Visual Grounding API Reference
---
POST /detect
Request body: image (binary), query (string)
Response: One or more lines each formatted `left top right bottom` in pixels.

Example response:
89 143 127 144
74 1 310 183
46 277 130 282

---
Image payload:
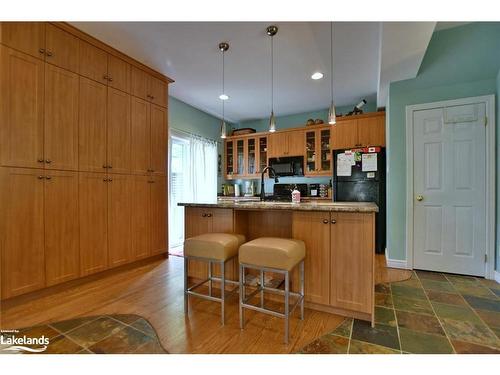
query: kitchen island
178 200 378 324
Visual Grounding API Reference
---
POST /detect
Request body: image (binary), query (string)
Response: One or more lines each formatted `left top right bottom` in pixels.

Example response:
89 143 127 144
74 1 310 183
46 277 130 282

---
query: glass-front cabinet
305 127 331 176
224 134 268 179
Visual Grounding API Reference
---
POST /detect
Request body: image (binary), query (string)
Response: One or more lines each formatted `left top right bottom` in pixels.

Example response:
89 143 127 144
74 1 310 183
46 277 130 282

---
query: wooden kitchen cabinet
131 96 151 174
225 135 268 179
150 175 168 255
185 207 235 279
0 46 44 169
79 172 108 276
107 87 131 174
268 129 305 158
107 174 132 268
78 77 107 172
291 210 375 317
305 127 331 175
107 55 130 93
292 211 331 305
331 113 385 150
44 170 80 286
131 66 167 108
150 104 168 175
0 168 45 299
0 22 46 59
44 64 79 171
78 39 108 85
44 23 79 73
131 175 151 260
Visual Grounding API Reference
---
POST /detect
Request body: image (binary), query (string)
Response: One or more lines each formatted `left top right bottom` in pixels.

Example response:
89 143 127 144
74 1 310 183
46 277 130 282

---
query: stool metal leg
184 257 189 314
221 260 225 325
284 270 290 344
300 260 305 320
208 260 212 297
260 269 265 308
239 264 245 329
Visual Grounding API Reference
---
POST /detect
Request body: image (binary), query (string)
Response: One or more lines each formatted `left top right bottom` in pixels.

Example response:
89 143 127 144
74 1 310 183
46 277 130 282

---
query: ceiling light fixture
311 72 323 80
219 42 229 139
328 23 336 125
267 25 278 133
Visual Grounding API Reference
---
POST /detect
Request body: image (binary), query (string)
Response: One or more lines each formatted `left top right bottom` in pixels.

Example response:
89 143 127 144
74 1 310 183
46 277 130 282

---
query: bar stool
184 233 245 325
238 237 305 344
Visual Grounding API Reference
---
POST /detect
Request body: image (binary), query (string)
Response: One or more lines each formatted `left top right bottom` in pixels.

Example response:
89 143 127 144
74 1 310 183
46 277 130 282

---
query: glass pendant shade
220 120 227 139
328 101 336 125
268 111 276 132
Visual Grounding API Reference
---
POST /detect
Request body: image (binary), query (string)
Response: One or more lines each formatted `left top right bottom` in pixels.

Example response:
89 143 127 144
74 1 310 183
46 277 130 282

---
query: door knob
416 195 424 202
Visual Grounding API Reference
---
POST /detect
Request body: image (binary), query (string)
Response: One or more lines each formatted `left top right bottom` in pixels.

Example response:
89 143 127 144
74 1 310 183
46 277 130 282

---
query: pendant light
219 42 229 138
328 22 337 125
267 25 278 133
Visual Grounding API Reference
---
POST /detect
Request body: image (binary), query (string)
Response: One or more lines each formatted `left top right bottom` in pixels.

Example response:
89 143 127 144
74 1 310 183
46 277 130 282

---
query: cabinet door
268 132 285 157
108 55 130 93
357 115 386 147
78 40 108 84
331 119 358 150
246 137 257 176
150 104 167 175
235 138 245 176
287 130 305 157
211 208 236 280
0 22 46 59
79 77 107 172
79 172 108 276
130 97 151 174
148 76 167 107
150 176 167 255
225 140 235 177
0 46 44 168
318 128 332 174
330 212 374 314
304 130 317 174
185 207 211 279
107 174 132 267
257 136 268 173
131 66 148 100
44 64 79 170
292 211 330 304
131 175 151 260
0 168 45 299
44 170 79 286
45 24 79 73
107 87 131 174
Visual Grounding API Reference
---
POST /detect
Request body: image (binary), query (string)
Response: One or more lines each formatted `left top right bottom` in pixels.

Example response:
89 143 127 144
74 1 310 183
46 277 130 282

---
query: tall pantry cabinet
0 22 172 299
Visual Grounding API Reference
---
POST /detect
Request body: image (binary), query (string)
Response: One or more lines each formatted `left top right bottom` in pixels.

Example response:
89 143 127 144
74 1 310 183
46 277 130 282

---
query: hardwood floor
0 254 409 354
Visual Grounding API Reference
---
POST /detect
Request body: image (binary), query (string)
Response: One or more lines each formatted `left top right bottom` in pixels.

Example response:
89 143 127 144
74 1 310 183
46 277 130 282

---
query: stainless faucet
260 166 279 201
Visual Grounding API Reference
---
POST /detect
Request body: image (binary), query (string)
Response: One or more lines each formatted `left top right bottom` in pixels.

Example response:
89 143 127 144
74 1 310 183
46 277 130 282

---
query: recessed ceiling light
219 94 229 100
311 72 324 80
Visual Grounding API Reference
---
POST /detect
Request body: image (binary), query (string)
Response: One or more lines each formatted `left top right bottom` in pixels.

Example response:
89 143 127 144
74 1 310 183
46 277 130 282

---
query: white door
413 102 486 276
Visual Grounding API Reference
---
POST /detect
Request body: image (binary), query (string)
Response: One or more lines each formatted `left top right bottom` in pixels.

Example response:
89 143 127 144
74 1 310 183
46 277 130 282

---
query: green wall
497 69 500 271
238 96 377 132
387 22 500 265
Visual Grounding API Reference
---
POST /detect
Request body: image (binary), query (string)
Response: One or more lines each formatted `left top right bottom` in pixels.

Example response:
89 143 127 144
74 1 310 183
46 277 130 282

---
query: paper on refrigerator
362 153 378 172
336 153 352 176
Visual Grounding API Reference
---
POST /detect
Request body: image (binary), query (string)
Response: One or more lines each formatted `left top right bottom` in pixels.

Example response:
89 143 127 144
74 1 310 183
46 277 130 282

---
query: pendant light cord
330 22 334 103
271 35 274 113
222 49 225 121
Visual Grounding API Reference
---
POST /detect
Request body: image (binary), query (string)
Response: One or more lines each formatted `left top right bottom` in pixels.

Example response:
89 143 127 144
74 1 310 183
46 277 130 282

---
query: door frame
405 95 495 279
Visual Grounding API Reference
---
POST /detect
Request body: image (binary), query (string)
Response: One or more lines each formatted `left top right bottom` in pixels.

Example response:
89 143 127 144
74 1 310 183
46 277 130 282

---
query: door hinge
484 117 488 127
484 254 487 263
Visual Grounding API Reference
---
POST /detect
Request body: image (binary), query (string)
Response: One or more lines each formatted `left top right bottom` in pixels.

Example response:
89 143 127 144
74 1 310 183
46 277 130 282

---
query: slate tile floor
300 271 500 354
0 315 167 354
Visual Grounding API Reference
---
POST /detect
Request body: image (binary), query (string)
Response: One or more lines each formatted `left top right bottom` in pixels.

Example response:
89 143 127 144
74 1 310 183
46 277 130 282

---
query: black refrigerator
332 147 386 254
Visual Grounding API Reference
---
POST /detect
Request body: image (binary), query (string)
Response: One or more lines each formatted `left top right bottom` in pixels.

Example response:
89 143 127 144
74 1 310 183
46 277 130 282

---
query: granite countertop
178 199 378 213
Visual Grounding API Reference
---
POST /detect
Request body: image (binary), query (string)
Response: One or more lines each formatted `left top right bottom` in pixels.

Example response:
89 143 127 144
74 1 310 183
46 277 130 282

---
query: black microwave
269 156 304 177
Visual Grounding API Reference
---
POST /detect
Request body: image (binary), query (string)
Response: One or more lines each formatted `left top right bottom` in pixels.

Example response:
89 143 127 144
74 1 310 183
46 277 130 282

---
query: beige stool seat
184 233 246 261
239 237 305 271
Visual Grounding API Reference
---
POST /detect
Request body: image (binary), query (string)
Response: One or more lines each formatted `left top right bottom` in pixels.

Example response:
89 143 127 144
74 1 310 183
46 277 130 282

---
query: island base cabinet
292 211 375 320
150 176 167 255
184 207 236 281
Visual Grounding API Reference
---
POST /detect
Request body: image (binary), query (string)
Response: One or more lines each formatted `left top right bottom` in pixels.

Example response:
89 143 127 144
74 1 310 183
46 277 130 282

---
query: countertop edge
178 202 379 213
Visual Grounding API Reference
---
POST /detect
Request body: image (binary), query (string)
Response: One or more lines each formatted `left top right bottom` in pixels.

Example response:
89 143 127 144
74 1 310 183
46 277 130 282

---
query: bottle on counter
328 179 333 200
291 184 301 204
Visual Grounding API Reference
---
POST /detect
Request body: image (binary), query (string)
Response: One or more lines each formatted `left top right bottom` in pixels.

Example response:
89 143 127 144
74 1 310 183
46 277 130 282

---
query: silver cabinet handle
103 178 107 182
322 219 329 224
331 219 336 224
202 213 207 217
39 48 45 55
45 176 52 180
45 159 52 164
206 213 212 217
108 178 112 182
46 51 53 57
37 158 44 163
108 76 113 82
38 175 44 179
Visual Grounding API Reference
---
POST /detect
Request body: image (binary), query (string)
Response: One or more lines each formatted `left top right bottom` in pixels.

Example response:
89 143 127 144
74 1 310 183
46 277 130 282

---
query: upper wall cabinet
268 129 304 158
131 66 168 108
1 22 79 73
331 113 386 150
0 46 44 169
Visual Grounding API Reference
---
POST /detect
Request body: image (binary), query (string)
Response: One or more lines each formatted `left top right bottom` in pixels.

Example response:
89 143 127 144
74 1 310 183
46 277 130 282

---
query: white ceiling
71 22 437 123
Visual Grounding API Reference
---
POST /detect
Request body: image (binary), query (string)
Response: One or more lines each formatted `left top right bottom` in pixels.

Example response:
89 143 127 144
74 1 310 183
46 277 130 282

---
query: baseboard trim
495 271 500 284
386 258 410 270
